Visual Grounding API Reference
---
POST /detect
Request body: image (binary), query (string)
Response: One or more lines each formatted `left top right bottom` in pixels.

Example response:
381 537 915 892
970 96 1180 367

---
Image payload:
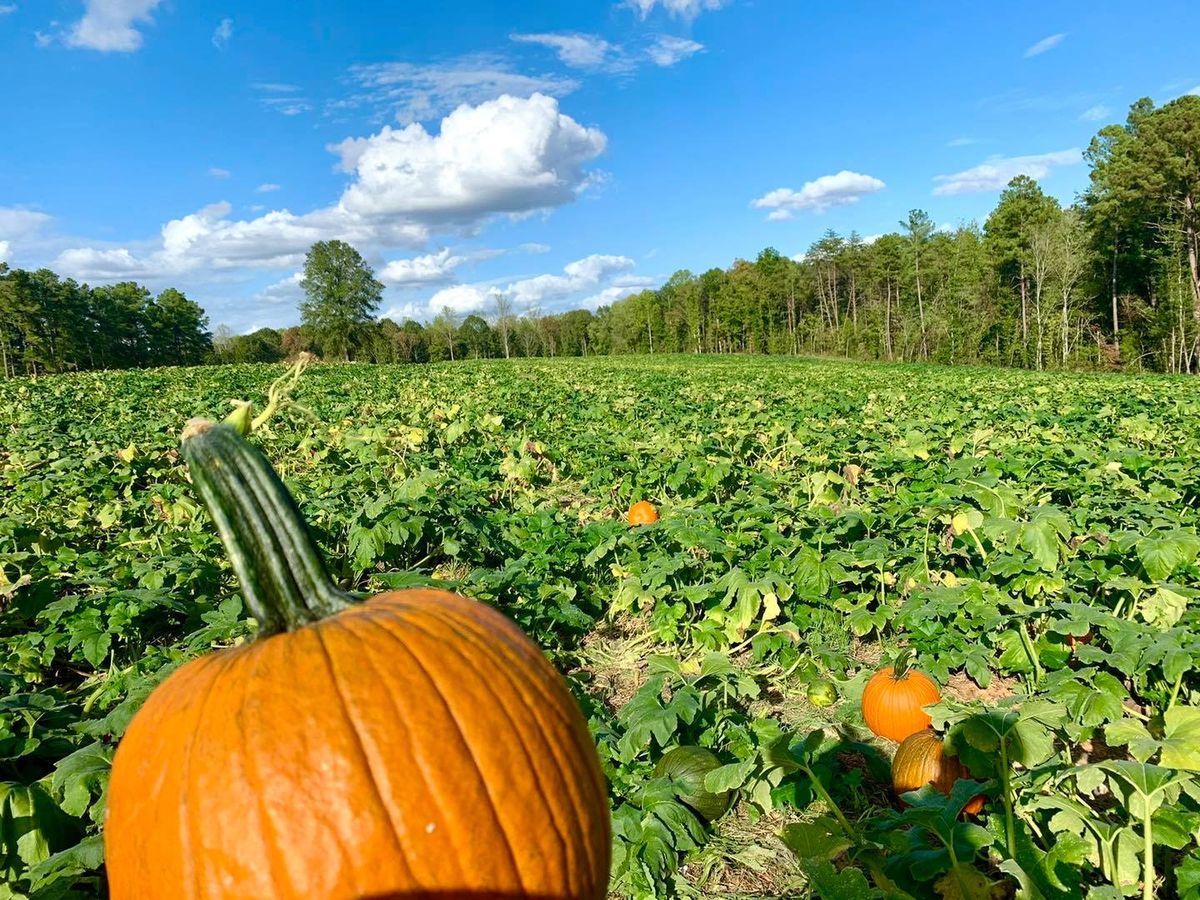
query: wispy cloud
0 5 17 15
946 136 976 147
979 88 1101 114
208 167 232 179
627 0 729 20
1024 32 1067 58
211 17 232 49
252 82 302 93
338 54 579 124
509 30 704 73
1189 85 1200 96
932 148 1081 195
1079 104 1110 122
646 35 703 66
510 32 615 69
752 171 886 220
255 183 281 193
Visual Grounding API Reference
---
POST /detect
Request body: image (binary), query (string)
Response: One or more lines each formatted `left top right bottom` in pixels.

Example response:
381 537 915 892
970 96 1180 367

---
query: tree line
4 95 1197 376
0 268 211 377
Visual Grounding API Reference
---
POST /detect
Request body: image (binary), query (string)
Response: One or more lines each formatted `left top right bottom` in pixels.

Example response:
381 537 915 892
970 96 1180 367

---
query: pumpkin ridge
403 599 583 735
365 610 527 891
308 624 414 891
110 650 222 896
436 605 609 885
408 603 605 870
182 652 244 900
386 606 583 886
338 613 463 885
231 639 296 896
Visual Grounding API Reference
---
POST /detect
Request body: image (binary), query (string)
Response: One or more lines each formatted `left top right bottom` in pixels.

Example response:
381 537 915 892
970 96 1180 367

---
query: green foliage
2 355 1200 897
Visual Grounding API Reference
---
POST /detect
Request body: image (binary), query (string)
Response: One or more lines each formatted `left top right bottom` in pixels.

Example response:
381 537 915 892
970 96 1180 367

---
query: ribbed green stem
181 420 351 635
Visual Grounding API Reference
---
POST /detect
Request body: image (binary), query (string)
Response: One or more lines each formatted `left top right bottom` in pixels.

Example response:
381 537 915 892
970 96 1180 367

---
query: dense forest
3 95 1197 376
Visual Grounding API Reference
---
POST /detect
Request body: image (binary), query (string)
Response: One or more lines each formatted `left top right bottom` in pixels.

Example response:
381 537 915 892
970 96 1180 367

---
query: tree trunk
1185 196 1200 325
915 252 927 359
1019 265 1029 356
1111 229 1120 336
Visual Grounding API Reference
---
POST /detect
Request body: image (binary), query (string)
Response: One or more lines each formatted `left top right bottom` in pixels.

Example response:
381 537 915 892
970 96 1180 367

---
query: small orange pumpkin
105 422 611 899
628 499 659 526
862 652 940 742
892 729 984 815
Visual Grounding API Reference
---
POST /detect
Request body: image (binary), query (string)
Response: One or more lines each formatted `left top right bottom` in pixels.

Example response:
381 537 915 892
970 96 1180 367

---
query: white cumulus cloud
50 95 606 287
64 0 163 52
0 241 10 263
506 254 634 308
212 17 232 49
752 171 886 219
0 207 53 240
380 249 469 288
334 92 607 224
932 149 1081 195
1024 33 1066 58
427 283 493 316
424 253 639 317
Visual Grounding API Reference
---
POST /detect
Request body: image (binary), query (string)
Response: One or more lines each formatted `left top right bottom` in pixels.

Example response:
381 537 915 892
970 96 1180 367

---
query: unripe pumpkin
892 730 984 815
627 500 658 526
105 422 611 900
862 653 940 742
653 746 732 823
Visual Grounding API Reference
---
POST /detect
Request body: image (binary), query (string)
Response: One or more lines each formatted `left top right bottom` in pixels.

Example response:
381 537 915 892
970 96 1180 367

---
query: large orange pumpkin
105 421 611 900
861 653 940 742
627 500 658 527
892 730 984 816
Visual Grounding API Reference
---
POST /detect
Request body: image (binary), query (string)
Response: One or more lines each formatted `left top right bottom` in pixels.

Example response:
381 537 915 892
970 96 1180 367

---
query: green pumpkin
653 746 733 823
0 782 77 879
806 678 838 708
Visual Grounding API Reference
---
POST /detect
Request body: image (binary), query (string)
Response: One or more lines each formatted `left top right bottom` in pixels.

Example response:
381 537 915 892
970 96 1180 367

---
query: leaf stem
1167 670 1184 711
1142 806 1154 900
802 764 859 847
999 739 1017 858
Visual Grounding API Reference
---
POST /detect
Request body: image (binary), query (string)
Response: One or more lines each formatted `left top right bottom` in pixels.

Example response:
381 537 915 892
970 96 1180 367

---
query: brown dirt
576 615 657 713
943 671 1018 704
850 638 884 668
679 805 803 898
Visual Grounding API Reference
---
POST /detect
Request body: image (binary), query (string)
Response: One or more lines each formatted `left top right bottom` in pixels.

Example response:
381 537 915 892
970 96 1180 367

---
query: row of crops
2 355 1200 898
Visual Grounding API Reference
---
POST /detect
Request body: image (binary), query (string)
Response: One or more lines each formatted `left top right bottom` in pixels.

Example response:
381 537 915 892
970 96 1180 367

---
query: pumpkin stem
893 649 913 679
181 419 352 635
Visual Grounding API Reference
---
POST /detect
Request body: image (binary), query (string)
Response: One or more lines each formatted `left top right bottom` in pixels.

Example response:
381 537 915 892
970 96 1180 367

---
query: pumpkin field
3 354 1200 899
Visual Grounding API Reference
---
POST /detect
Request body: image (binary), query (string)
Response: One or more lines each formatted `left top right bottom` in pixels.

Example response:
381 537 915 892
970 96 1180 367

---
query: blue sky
2 0 1198 332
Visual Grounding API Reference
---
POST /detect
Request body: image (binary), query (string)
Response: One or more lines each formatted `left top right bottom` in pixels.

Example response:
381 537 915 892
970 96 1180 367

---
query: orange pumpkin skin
627 500 658 527
892 730 983 815
862 665 940 742
105 588 611 900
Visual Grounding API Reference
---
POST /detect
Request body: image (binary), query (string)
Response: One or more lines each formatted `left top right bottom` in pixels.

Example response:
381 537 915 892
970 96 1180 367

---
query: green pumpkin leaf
1160 706 1200 771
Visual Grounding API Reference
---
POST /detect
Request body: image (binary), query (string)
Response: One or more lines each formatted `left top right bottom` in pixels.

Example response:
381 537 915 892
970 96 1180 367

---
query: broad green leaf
1160 706 1200 771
